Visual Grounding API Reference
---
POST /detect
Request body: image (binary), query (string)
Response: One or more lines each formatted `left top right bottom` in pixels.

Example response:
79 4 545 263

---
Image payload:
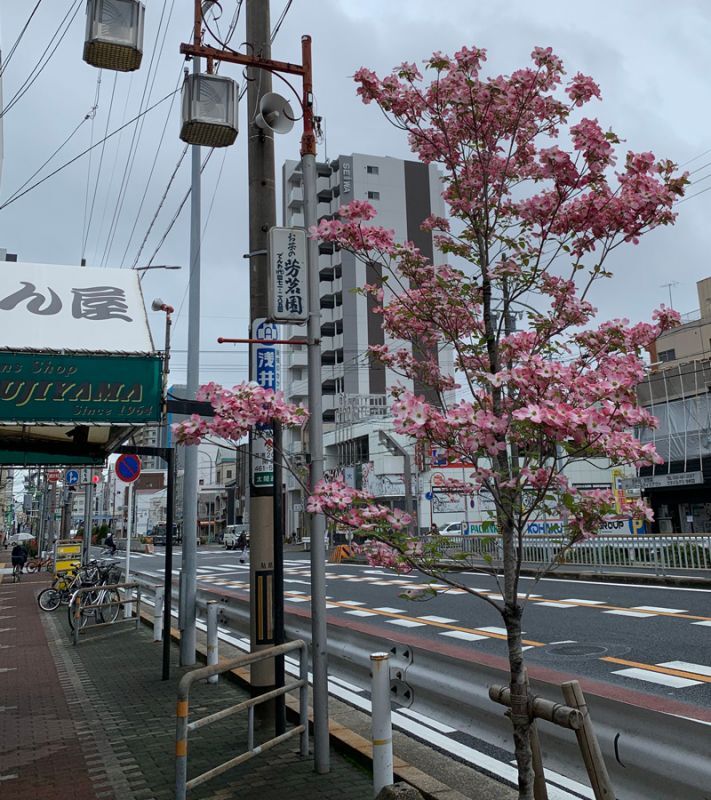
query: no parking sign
115 454 142 483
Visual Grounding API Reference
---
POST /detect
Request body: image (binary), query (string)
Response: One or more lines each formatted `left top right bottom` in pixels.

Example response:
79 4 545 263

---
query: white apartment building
281 153 453 536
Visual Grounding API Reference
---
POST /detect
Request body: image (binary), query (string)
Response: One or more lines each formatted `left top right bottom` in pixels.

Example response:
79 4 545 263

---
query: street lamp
135 264 182 272
180 73 239 148
83 0 145 72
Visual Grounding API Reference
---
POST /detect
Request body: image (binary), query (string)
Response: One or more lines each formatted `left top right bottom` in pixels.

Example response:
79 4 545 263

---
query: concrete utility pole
179 52 202 666
246 0 277 697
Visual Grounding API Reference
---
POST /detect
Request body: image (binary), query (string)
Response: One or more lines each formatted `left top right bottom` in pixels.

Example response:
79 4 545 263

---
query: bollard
154 586 164 643
370 652 393 797
207 600 218 684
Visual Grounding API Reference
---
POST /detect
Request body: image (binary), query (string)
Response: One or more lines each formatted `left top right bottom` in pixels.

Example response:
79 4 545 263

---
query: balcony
287 185 304 208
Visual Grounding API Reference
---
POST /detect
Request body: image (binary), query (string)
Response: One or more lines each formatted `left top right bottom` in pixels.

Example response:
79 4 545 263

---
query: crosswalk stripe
611 667 702 689
603 656 711 684
658 660 711 677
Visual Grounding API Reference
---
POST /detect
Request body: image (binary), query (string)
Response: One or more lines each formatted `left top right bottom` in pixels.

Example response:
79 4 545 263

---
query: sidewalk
0 569 374 800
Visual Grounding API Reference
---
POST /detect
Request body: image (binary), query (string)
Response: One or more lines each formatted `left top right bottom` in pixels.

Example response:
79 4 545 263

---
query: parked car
440 521 467 536
224 524 249 550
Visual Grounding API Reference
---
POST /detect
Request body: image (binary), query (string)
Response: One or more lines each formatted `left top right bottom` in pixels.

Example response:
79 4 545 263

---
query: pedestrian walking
236 531 248 563
11 543 28 573
104 531 117 556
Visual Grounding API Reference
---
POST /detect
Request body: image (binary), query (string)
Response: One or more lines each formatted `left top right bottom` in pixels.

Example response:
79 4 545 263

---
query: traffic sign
115 454 142 483
65 469 79 486
47 470 60 482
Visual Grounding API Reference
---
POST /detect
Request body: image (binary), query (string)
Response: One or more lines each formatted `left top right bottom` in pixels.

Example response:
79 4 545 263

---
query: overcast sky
1 0 710 388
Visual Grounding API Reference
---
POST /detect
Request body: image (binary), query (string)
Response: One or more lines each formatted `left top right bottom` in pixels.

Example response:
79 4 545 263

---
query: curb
140 609 471 800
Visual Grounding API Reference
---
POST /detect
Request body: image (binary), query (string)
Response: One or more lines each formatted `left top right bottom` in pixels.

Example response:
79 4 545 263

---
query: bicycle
37 562 102 612
26 555 53 573
67 560 122 630
12 561 22 582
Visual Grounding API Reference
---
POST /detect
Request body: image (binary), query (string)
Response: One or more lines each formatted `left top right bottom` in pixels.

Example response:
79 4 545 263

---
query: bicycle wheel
99 589 122 624
68 592 96 630
26 561 39 574
13 564 21 582
38 588 62 611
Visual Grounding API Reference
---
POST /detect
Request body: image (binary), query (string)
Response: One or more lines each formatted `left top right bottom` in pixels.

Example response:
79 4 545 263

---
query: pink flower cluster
172 382 308 446
306 479 412 532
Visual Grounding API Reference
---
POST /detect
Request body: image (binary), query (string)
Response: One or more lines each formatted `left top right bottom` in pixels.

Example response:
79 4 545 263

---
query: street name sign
268 227 308 323
250 318 280 488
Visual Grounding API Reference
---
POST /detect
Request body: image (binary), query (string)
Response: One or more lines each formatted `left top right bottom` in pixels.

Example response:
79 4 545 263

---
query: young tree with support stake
174 45 687 800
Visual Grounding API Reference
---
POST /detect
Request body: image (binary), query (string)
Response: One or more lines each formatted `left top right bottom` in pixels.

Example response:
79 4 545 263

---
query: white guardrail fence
128 577 710 800
432 533 711 574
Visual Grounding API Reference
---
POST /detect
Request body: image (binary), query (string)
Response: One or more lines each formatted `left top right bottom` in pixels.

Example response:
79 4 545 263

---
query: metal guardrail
69 581 141 645
175 639 309 800
433 533 711 573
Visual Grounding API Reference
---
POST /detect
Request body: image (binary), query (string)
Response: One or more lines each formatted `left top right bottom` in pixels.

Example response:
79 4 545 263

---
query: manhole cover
546 643 609 657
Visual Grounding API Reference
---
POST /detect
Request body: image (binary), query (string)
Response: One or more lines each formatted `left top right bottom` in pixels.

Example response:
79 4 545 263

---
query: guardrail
69 581 141 645
175 639 309 800
433 533 711 573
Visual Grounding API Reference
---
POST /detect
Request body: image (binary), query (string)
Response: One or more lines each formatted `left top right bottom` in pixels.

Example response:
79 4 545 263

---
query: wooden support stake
529 720 549 800
561 681 615 800
489 685 583 730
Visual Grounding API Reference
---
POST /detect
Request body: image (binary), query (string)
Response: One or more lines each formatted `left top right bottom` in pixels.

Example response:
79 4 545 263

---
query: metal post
175 694 189 800
163 447 175 680
154 585 164 642
246 0 277 700
301 33 329 772
370 652 393 796
180 53 202 667
124 482 134 619
82 481 92 565
299 642 309 757
207 600 219 684
273 418 285 734
72 597 80 646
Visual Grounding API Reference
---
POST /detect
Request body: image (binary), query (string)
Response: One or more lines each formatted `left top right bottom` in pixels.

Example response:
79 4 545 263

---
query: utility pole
179 50 203 666
246 0 277 699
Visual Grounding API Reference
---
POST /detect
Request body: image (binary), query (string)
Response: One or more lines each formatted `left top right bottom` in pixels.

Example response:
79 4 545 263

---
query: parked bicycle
26 555 53 573
67 560 122 630
36 559 110 613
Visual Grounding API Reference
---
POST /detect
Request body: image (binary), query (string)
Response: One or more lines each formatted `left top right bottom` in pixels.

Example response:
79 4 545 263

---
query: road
123 545 711 712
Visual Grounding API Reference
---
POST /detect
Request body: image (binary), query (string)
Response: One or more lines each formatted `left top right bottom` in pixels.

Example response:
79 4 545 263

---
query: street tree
305 46 686 799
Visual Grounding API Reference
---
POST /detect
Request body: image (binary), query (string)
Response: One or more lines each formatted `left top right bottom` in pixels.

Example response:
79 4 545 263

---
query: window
366 165 379 175
226 469 232 479
658 348 676 363
367 190 380 200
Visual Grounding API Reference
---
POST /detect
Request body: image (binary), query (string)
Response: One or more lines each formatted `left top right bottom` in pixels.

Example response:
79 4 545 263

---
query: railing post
72 593 80 646
207 600 219 685
154 585 164 642
299 642 309 757
136 585 141 630
370 652 393 797
176 690 189 800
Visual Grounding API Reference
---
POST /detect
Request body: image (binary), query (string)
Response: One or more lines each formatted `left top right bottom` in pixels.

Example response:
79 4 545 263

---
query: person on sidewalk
11 543 27 573
236 531 248 564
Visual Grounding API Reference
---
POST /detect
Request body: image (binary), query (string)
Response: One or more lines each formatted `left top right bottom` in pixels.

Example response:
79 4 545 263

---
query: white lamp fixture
180 73 238 148
83 0 145 72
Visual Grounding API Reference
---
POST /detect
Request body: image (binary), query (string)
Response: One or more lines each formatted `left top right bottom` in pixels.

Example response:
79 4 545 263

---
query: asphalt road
122 544 711 716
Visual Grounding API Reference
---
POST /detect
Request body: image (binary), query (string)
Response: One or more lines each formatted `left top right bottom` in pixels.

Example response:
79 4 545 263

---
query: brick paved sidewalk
0 569 372 800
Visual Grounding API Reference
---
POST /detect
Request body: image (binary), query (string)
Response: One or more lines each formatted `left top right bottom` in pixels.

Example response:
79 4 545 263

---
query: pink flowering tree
306 46 686 799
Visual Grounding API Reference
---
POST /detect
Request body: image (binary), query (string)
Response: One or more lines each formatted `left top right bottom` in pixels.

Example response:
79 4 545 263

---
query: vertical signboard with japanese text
250 319 280 488
268 227 308 323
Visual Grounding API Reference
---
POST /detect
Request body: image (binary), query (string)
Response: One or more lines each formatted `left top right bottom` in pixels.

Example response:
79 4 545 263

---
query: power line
0 0 45 79
0 90 180 212
81 72 103 258
0 0 82 120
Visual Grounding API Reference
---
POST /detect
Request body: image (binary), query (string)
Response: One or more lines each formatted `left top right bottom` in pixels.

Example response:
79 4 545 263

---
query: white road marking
535 601 577 608
396 707 457 733
345 610 378 617
518 575 711 593
417 615 458 623
0 668 17 674
475 626 508 635
484 593 504 600
550 640 577 644
387 619 426 628
658 660 711 677
286 597 310 603
632 605 688 614
339 600 366 606
372 607 404 613
612 667 702 688
603 610 656 618
692 620 711 627
560 599 606 605
439 630 487 642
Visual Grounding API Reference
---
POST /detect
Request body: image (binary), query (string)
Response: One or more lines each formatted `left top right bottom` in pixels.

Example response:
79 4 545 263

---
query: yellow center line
602 656 711 683
520 595 711 622
320 597 545 647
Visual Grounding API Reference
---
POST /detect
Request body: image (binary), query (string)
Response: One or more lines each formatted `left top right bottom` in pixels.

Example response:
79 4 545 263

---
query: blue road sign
115 454 142 483
65 469 79 486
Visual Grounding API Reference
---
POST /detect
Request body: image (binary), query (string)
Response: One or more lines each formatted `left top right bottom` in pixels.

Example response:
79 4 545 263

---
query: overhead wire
81 72 103 258
0 0 45 79
99 0 174 267
0 90 180 212
0 0 83 119
82 73 118 262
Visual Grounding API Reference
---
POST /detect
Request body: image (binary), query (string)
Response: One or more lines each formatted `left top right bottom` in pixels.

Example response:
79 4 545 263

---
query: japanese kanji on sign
250 319 281 488
268 227 308 323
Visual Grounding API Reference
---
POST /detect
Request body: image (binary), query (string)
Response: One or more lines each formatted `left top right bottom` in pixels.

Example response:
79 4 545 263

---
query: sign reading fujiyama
268 227 308 323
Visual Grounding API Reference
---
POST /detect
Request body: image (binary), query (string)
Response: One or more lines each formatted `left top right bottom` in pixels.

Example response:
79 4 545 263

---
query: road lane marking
603 609 656 618
610 667 702 689
535 601 577 608
387 619 427 628
560 599 606 605
475 626 509 635
373 607 404 613
658 660 711 677
692 620 711 626
417 615 458 623
345 610 378 617
603 656 711 684
632 605 688 614
397 707 457 733
440 631 487 642
340 600 366 606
